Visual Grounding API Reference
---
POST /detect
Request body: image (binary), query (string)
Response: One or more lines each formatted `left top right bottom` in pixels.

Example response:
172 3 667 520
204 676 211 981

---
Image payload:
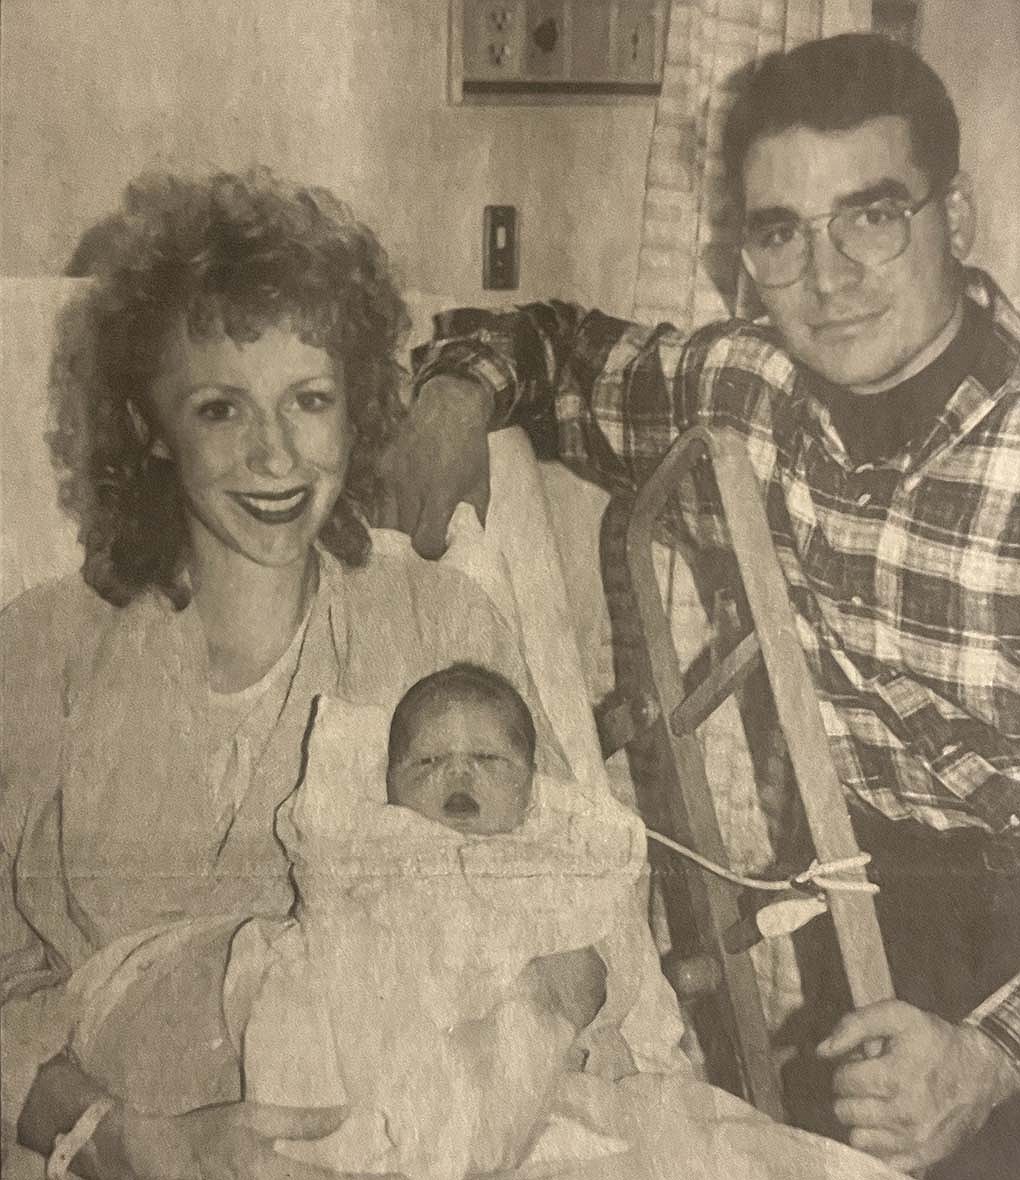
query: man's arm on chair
383 300 716 558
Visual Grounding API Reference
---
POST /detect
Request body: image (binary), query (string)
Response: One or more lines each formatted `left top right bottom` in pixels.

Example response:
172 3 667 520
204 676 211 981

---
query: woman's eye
195 399 237 422
294 388 337 412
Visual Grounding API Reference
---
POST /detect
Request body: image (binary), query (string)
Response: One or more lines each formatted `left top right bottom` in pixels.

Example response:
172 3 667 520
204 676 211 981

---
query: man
383 33 1020 1179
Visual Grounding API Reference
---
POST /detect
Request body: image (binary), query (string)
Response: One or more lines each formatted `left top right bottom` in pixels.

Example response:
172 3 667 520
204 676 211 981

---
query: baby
384 661 610 1045
233 665 645 1180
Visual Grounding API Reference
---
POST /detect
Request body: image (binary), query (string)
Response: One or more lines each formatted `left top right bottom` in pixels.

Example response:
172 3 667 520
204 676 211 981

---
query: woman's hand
115 1100 348 1180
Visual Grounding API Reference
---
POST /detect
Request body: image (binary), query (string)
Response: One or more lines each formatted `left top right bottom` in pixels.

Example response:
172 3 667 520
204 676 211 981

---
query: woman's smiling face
146 320 351 570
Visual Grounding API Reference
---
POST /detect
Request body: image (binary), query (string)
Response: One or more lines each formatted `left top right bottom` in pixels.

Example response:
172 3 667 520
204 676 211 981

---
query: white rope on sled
644 828 878 896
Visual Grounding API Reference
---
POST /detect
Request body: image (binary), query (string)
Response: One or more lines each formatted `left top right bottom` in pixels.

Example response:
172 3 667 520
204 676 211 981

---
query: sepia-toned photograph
2 2 1019 1178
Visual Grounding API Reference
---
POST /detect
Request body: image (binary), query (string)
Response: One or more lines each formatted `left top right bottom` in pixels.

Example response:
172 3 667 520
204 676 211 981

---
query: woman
0 170 541 1179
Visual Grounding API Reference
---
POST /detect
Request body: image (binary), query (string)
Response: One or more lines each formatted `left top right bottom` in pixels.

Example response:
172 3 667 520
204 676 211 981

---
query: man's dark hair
387 662 536 793
723 33 960 204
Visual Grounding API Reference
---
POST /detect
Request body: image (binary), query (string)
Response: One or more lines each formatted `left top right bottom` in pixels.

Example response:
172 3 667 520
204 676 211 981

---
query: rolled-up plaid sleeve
412 300 722 494
965 975 1020 1074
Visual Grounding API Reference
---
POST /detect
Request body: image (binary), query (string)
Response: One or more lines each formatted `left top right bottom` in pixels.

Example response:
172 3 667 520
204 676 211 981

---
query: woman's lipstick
231 487 311 524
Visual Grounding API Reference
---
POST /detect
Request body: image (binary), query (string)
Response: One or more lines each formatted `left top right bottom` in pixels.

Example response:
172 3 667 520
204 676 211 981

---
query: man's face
742 116 970 392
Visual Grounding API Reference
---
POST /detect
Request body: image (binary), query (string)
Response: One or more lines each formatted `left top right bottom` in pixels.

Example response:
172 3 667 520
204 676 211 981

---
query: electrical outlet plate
451 0 665 102
461 1 526 80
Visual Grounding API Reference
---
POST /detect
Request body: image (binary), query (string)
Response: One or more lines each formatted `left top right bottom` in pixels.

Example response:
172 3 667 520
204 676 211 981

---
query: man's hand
380 376 494 559
817 999 1020 1174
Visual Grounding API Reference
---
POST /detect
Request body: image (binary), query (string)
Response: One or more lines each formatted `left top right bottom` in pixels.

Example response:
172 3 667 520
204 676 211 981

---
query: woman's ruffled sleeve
0 581 97 1154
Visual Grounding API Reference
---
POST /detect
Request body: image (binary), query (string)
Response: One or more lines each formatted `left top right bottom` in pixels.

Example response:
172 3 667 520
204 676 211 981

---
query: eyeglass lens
744 204 912 288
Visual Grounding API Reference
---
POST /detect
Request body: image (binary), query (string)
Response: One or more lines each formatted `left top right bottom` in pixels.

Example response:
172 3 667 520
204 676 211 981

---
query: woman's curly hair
49 168 410 608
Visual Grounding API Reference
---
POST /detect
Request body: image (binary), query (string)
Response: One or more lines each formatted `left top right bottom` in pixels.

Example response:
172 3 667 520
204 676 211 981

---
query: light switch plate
483 205 519 290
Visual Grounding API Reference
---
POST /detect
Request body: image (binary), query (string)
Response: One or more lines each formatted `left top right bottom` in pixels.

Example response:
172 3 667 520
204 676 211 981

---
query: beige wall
919 0 1020 301
6 1 1017 315
0 0 653 318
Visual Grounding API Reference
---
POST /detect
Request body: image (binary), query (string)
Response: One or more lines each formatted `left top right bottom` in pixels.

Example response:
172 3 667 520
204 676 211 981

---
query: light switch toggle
483 205 519 290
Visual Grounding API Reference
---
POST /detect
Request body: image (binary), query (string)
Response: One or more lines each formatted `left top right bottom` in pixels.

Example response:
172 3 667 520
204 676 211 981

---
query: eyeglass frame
740 187 943 289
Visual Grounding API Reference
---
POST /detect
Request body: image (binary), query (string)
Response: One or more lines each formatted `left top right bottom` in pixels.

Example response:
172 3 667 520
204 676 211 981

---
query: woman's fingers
238 1100 346 1140
248 1134 409 1180
179 1101 347 1180
246 1141 343 1180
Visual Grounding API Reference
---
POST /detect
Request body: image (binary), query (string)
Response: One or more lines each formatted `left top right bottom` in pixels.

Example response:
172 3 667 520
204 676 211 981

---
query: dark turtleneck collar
811 299 991 465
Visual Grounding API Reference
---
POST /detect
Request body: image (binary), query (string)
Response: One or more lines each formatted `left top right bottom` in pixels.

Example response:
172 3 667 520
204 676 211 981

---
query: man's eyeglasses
741 190 940 289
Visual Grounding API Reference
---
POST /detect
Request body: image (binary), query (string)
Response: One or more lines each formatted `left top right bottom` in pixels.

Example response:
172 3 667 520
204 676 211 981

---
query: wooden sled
597 425 894 1120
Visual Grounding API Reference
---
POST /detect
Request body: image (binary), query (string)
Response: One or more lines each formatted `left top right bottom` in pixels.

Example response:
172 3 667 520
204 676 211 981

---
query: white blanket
232 694 680 1179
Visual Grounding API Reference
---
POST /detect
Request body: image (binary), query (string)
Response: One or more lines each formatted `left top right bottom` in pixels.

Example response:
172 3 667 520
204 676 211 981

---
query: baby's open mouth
442 791 480 817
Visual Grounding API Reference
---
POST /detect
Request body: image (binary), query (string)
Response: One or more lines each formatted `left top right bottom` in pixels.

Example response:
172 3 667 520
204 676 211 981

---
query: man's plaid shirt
414 269 1020 1060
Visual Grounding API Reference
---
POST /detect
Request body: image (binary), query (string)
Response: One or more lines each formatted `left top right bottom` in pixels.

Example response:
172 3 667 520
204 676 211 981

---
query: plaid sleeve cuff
964 974 1020 1073
410 339 520 428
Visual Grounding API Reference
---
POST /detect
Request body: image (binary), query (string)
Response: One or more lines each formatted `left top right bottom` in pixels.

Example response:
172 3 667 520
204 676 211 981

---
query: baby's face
387 696 533 835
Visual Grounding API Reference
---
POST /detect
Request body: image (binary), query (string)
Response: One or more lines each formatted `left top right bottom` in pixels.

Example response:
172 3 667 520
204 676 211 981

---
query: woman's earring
126 398 171 459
